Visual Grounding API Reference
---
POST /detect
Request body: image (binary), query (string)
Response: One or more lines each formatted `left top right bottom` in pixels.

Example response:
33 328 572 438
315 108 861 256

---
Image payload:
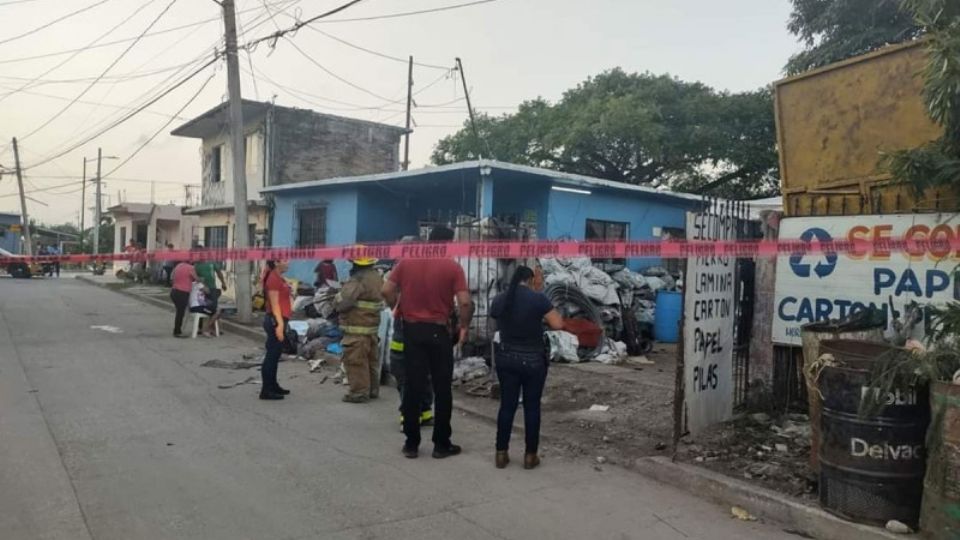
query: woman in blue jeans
490 266 563 469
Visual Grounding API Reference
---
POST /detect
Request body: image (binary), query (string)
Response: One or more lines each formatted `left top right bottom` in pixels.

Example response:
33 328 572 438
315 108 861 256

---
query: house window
210 145 222 183
204 226 228 249
297 207 327 247
586 219 629 241
586 218 628 266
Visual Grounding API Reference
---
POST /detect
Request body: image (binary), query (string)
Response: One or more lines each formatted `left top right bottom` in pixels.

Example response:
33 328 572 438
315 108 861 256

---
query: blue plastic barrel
654 290 683 343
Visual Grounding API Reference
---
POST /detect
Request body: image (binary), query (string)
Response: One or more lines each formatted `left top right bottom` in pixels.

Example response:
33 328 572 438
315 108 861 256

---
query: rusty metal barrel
817 340 929 528
920 382 960 539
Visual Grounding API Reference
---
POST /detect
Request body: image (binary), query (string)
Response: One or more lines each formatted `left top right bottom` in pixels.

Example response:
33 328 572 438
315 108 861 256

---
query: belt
402 319 448 327
342 325 379 335
390 340 404 352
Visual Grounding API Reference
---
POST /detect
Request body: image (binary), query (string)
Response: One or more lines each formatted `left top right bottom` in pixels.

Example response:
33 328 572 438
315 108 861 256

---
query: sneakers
342 394 370 403
402 445 418 459
432 444 462 459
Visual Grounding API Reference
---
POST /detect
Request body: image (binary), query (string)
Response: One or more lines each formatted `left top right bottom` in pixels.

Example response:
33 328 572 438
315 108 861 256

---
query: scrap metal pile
539 257 679 364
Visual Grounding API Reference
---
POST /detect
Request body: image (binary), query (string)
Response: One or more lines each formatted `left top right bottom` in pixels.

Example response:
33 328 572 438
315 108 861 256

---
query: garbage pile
539 257 680 363
289 282 347 361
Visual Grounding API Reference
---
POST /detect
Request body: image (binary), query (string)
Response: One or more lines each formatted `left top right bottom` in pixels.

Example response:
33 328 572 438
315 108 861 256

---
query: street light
80 152 119 253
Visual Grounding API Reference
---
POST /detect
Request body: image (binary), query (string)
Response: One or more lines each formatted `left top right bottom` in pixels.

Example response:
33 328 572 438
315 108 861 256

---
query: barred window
204 226 228 249
297 207 326 247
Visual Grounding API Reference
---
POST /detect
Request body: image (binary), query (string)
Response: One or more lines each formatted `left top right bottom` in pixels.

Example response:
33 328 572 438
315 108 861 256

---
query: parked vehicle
0 247 34 278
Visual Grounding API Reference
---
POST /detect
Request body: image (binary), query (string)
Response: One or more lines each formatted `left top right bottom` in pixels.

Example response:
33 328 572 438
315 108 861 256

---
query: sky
0 0 801 225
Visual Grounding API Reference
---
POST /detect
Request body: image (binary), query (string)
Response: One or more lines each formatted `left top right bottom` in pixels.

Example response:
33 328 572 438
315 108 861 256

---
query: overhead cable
0 0 113 47
310 0 499 25
243 0 366 50
283 37 400 103
22 56 218 170
303 26 450 70
16 0 181 144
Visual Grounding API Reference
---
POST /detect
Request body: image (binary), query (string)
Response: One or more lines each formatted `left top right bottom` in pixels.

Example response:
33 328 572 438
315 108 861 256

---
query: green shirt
195 262 220 291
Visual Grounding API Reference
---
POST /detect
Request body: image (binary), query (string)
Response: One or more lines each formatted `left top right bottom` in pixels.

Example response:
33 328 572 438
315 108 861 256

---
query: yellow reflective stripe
356 300 383 310
342 325 379 335
390 340 404 352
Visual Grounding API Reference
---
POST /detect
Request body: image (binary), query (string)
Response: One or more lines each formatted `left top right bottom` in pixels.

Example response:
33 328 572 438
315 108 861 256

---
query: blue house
261 160 703 283
0 212 22 254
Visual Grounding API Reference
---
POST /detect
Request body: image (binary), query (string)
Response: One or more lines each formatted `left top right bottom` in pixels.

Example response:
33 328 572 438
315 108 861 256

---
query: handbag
266 313 299 355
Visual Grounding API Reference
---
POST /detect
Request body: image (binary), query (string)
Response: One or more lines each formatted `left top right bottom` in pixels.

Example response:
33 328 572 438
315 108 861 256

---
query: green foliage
884 0 960 194
431 70 780 198
785 0 922 75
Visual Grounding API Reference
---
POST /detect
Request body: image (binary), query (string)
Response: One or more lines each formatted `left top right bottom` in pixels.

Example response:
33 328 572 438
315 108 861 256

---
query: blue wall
271 186 358 284
490 174 550 236
545 187 691 270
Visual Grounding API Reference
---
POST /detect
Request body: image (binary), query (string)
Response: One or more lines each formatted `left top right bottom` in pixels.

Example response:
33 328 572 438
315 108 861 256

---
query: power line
244 0 366 50
303 26 450 70
0 60 209 87
283 37 401 103
312 0 499 24
16 0 181 143
0 0 42 6
22 56 218 170
103 70 216 180
0 0 160 104
0 0 112 47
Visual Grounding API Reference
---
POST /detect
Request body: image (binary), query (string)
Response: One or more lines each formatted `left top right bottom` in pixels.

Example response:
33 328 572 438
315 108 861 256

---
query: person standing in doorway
489 265 564 470
261 260 292 400
170 260 198 337
382 226 473 459
335 252 384 403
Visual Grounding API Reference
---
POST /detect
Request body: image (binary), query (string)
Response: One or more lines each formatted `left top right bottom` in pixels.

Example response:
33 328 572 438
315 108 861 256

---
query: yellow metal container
774 40 951 216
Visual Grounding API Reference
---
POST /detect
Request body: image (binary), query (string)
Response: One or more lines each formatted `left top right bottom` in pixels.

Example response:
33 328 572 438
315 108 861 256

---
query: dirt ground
453 344 817 501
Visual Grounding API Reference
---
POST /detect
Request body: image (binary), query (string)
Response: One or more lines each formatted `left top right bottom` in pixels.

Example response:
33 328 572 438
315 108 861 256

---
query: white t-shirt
189 283 206 309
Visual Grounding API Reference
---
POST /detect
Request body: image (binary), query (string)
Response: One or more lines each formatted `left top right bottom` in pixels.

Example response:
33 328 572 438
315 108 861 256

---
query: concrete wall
271 187 359 284
199 121 267 207
270 107 402 186
545 187 691 270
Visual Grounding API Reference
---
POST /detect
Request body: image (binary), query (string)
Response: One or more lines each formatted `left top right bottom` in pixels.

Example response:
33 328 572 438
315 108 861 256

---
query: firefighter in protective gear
390 316 434 426
335 252 385 403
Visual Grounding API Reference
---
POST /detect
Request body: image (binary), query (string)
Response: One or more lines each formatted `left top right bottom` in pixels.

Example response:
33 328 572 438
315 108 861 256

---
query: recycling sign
772 214 960 345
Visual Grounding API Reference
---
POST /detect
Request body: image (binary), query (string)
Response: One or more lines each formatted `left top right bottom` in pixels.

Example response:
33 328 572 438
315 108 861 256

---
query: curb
633 456 906 540
74 276 264 343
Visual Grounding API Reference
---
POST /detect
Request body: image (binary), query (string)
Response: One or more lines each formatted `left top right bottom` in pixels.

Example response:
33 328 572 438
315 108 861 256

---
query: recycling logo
789 227 837 278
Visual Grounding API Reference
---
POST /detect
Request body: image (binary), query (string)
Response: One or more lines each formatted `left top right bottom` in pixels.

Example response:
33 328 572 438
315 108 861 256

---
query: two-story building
171 99 406 294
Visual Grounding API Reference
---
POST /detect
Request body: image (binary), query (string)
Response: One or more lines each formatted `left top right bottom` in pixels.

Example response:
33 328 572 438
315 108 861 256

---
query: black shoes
259 391 285 400
275 386 291 395
402 445 419 459
432 444 462 459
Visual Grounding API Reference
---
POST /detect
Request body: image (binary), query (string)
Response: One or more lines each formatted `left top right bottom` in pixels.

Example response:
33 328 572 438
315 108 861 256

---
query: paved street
0 277 796 540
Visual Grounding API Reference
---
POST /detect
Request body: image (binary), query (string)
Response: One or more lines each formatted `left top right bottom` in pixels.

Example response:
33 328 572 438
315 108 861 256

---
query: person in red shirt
261 259 293 400
170 261 198 337
382 226 473 459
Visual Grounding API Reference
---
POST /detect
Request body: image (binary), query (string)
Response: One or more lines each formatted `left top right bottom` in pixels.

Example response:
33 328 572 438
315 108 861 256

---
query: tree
785 0 922 75
431 69 780 198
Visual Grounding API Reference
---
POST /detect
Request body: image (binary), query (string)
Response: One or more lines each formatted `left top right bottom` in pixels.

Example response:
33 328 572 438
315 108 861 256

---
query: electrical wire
243 0 366 50
0 60 210 87
283 37 401 103
303 26 449 70
17 0 181 143
22 56 218 171
102 69 216 179
311 0 499 24
0 0 42 6
0 0 160 104
0 0 113 47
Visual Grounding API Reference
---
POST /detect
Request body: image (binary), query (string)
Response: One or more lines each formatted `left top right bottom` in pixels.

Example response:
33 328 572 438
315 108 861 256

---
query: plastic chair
191 312 221 338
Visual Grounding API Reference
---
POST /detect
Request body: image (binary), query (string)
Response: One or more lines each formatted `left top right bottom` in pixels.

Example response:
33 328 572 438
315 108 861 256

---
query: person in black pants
169 261 197 337
261 260 293 400
490 266 564 470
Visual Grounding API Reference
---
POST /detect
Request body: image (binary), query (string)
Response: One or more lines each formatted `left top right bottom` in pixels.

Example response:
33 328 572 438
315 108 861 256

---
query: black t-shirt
491 286 554 346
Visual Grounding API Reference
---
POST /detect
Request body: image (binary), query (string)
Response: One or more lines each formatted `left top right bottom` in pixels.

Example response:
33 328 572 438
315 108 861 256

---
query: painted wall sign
683 212 737 433
773 213 960 345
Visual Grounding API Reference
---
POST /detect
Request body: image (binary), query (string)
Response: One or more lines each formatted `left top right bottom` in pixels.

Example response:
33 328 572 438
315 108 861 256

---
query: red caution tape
1 237 954 265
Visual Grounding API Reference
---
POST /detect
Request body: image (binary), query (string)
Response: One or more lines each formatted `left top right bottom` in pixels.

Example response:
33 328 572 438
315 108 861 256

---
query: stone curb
633 456 907 540
74 276 264 343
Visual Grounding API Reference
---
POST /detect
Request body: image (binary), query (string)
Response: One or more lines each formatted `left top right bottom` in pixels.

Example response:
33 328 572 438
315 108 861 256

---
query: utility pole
455 57 483 159
222 0 252 323
11 137 33 256
93 148 102 255
403 55 414 171
150 181 155 204
80 157 86 252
